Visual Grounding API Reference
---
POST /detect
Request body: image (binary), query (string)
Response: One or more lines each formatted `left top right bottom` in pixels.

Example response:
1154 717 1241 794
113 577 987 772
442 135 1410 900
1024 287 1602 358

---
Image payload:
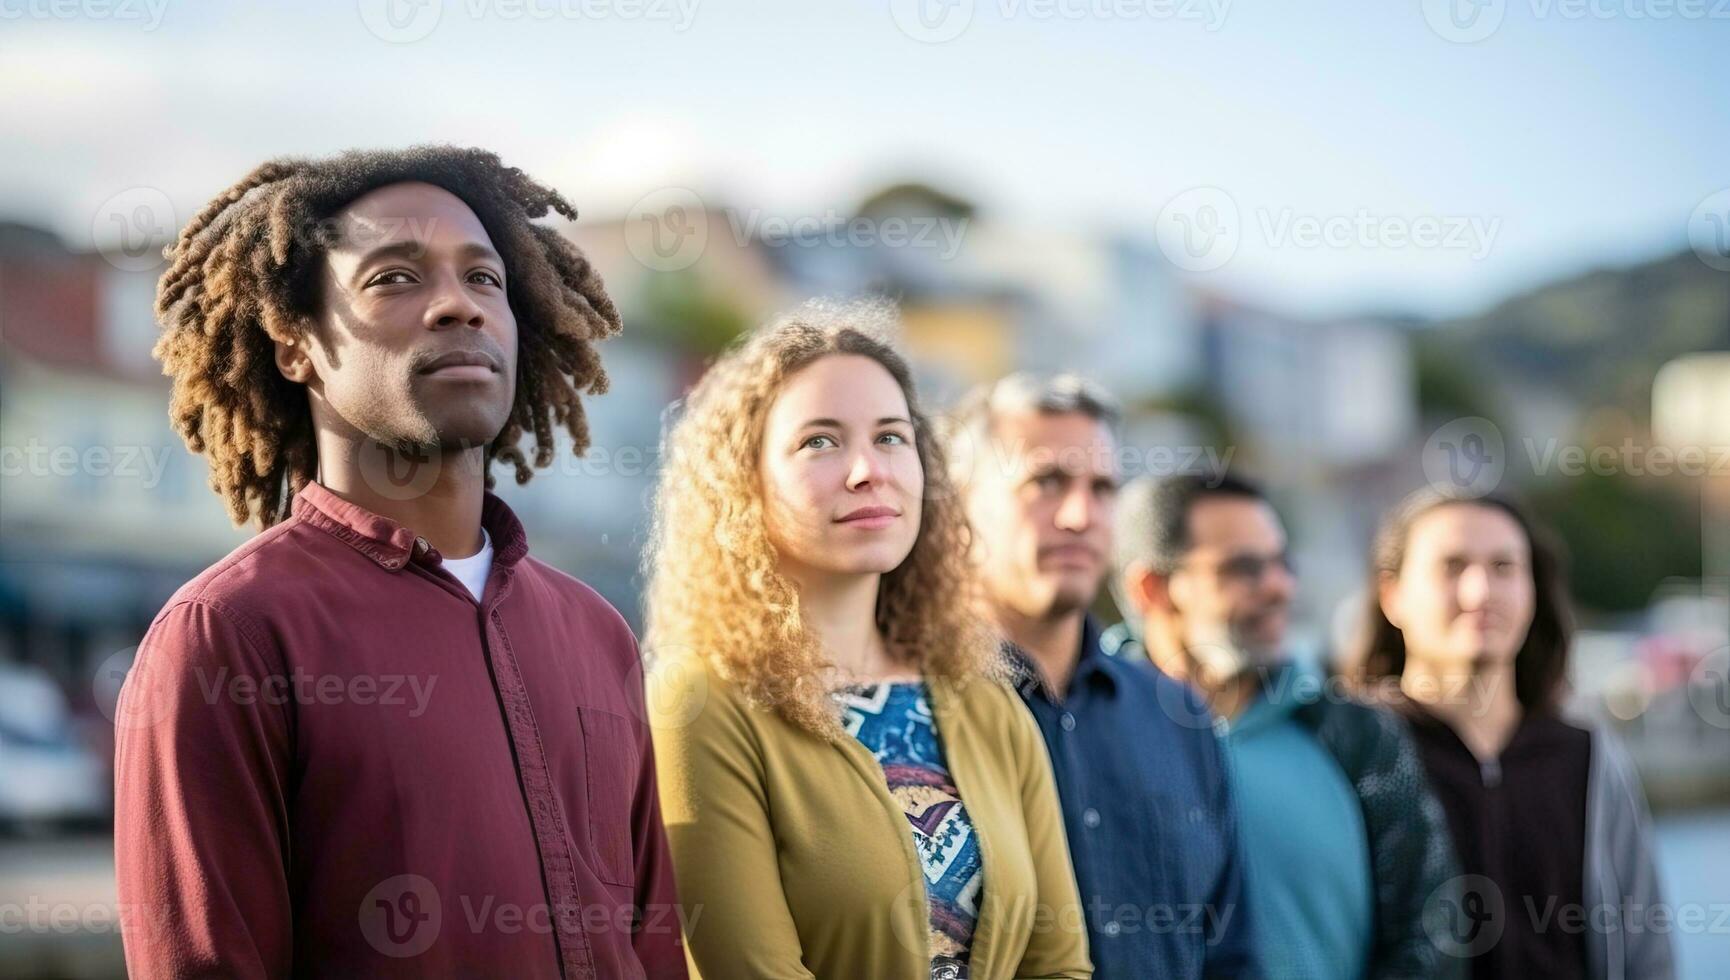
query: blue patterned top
834 681 983 980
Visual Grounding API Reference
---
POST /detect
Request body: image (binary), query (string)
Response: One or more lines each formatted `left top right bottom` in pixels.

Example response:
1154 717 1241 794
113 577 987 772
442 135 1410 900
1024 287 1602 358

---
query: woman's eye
802 435 836 451
878 431 908 446
469 270 503 287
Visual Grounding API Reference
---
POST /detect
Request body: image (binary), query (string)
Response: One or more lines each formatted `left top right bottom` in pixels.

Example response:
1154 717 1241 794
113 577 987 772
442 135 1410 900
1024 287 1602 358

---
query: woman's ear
1376 570 1405 629
274 334 315 384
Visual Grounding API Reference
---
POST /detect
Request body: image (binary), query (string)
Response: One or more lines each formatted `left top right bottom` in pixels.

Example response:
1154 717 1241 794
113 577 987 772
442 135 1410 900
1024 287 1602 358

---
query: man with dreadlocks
113 146 686 979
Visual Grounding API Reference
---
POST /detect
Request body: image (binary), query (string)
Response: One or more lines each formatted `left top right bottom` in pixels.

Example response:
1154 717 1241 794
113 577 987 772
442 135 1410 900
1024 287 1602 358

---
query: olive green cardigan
650 660 1092 979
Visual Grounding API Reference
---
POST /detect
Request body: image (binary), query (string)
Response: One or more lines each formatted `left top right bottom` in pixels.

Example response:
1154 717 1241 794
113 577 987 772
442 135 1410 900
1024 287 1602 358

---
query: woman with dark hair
1353 489 1673 980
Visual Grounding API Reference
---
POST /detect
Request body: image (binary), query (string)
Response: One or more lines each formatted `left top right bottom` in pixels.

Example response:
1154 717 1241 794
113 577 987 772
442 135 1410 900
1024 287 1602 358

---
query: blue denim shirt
1006 618 1259 980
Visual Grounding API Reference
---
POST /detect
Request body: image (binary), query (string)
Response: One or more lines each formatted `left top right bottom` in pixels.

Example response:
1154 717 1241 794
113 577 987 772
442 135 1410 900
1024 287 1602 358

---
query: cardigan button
1082 808 1101 829
1059 712 1076 732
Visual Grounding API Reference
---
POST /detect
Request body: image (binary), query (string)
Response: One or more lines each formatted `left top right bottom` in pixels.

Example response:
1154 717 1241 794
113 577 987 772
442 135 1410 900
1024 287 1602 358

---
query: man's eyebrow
352 240 426 265
1023 463 1119 483
352 239 503 265
456 241 504 263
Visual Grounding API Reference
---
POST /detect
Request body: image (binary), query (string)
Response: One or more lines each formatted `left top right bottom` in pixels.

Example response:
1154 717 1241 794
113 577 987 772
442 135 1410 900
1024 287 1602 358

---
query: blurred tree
857 182 977 223
635 268 752 357
1411 337 1506 422
1528 472 1703 615
1429 250 1730 422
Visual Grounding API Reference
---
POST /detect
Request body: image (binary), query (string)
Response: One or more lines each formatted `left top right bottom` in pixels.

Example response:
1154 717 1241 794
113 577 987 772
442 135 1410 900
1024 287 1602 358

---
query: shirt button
1060 712 1076 732
1082 808 1101 829
1102 921 1121 937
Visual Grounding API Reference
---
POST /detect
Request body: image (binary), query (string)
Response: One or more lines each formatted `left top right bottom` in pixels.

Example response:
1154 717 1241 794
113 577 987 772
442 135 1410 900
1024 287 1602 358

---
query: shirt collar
1004 614 1122 704
291 480 529 573
1075 616 1124 695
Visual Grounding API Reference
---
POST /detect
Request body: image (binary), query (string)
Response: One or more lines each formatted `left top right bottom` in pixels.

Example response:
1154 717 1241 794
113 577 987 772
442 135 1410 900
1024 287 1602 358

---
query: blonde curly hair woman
644 298 1091 980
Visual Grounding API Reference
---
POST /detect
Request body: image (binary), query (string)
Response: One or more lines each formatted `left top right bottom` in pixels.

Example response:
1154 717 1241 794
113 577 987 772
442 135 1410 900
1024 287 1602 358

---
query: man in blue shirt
947 374 1257 980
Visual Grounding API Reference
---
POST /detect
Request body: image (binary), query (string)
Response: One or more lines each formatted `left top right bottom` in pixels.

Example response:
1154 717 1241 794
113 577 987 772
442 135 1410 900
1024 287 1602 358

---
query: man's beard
353 379 504 457
1183 617 1280 686
376 426 492 461
1039 579 1098 622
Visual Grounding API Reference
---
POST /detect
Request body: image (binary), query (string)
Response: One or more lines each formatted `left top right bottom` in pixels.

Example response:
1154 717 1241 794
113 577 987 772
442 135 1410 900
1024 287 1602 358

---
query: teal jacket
1230 661 1465 980
1281 664 1466 980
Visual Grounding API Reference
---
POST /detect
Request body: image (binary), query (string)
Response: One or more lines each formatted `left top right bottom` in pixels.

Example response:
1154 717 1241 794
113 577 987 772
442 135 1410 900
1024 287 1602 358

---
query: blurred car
0 662 108 834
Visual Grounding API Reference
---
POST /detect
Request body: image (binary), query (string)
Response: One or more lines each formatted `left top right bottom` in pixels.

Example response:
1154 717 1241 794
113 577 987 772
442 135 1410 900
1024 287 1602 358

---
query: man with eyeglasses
1112 474 1462 980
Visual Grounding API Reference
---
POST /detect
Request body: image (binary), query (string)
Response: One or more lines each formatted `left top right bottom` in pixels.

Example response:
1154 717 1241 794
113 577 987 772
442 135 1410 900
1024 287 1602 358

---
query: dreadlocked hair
153 145 622 528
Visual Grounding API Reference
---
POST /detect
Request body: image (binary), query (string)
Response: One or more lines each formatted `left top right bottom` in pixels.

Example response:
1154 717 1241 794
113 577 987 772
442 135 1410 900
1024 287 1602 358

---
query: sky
2 0 1727 319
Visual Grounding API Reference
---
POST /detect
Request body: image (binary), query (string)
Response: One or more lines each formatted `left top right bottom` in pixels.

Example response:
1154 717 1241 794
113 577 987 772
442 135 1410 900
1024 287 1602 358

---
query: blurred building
560 184 1436 657
0 188 1442 688
0 222 242 699
1191 291 1418 654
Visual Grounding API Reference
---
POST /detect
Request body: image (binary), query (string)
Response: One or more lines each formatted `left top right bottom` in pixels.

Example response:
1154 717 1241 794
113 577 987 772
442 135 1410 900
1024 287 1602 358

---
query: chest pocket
579 707 639 887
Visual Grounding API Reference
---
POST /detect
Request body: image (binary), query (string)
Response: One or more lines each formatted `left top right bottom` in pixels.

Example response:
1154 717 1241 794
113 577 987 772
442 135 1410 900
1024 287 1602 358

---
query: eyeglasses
1179 551 1294 583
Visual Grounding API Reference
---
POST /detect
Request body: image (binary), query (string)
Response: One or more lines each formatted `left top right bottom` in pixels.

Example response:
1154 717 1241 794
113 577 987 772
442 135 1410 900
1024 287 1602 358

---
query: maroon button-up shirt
114 481 686 979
